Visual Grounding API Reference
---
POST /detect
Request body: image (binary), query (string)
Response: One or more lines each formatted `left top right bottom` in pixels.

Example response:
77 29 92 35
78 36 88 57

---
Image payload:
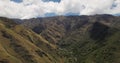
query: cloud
0 0 120 19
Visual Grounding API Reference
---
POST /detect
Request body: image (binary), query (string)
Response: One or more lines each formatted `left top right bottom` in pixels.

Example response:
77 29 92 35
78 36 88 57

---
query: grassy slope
0 15 120 63
0 18 63 63
22 15 120 63
57 18 120 63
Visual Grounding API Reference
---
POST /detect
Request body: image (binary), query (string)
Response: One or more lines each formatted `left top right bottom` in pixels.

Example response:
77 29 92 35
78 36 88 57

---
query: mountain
0 14 120 63
42 0 61 2
0 17 63 63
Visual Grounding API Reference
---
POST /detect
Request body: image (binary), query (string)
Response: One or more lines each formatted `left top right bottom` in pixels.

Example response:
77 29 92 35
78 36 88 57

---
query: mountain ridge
0 14 120 63
0 17 64 63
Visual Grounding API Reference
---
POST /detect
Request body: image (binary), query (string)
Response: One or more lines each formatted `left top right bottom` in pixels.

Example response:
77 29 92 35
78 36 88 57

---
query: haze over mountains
0 14 120 63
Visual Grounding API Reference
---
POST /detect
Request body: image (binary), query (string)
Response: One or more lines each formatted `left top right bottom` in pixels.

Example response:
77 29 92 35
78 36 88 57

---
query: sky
0 0 120 19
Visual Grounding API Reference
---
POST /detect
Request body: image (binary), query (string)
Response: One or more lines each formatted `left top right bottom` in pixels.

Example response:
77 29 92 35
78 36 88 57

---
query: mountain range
0 14 120 63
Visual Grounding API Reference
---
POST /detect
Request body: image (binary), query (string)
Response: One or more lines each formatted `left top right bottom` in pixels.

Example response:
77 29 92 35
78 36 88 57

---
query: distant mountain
11 0 23 3
0 14 120 63
42 0 61 2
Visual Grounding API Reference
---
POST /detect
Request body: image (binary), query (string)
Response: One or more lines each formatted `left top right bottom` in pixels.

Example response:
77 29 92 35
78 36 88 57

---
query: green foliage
0 15 120 63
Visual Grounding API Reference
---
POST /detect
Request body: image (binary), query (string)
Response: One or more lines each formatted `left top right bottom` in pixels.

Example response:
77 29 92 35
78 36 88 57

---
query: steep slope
0 14 120 63
22 16 90 44
0 17 64 63
22 14 120 63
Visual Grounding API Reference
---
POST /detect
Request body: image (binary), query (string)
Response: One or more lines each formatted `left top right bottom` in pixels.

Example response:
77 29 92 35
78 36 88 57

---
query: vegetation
0 14 120 63
0 17 62 63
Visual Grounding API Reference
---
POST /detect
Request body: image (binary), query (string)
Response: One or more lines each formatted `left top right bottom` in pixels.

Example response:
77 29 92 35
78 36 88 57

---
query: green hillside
0 17 64 63
0 14 120 63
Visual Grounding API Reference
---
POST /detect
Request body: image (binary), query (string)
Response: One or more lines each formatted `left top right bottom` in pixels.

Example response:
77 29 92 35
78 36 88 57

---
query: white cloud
0 0 120 19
